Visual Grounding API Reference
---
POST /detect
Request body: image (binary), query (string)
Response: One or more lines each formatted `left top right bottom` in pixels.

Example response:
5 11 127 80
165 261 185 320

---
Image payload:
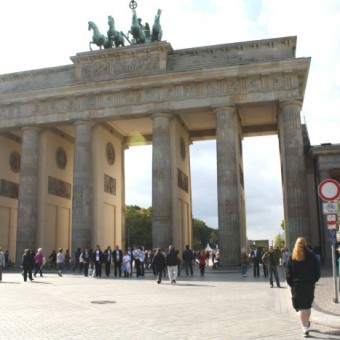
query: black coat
286 249 320 287
22 253 35 270
166 249 178 266
152 252 166 271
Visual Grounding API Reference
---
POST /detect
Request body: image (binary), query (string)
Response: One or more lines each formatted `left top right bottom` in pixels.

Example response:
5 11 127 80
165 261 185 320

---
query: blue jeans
241 263 248 275
269 265 280 286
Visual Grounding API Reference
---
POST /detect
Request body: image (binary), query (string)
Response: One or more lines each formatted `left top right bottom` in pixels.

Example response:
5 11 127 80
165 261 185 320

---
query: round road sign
318 179 340 201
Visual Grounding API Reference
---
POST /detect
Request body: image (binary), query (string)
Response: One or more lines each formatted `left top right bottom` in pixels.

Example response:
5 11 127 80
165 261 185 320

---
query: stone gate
0 36 313 265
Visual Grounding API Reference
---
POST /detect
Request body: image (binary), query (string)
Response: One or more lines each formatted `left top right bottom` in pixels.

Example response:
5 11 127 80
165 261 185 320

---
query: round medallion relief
56 147 67 170
180 137 186 160
106 142 115 165
10 151 21 173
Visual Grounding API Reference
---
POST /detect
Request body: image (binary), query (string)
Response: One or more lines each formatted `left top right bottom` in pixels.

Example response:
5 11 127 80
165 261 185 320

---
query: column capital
151 112 172 120
279 99 303 111
73 120 94 128
212 105 236 115
21 126 41 133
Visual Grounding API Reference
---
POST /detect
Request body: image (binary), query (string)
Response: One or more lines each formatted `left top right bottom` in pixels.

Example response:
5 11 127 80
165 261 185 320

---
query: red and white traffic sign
318 179 340 201
326 214 338 230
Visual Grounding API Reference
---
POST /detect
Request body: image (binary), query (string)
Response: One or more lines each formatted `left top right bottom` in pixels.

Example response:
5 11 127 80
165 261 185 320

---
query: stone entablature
310 144 340 175
0 37 309 131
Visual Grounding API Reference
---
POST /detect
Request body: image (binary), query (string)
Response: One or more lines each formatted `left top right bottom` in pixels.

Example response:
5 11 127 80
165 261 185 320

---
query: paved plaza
1 266 339 340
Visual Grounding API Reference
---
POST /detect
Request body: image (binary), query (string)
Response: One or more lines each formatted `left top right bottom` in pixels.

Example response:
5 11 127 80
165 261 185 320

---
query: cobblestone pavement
312 265 340 329
0 265 339 340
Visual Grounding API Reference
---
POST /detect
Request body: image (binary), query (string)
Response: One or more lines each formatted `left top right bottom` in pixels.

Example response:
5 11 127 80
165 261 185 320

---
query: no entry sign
318 179 340 202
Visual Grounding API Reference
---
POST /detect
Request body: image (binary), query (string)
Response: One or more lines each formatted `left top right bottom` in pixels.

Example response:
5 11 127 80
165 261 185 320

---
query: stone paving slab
0 267 340 340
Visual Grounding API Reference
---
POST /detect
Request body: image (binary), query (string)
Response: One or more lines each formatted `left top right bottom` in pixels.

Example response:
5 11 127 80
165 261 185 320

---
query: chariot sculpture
88 8 163 51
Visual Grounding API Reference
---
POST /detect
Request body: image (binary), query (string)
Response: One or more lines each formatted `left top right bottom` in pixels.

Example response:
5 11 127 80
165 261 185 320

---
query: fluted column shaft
71 121 94 253
16 127 40 262
151 113 172 250
215 106 240 265
278 101 310 249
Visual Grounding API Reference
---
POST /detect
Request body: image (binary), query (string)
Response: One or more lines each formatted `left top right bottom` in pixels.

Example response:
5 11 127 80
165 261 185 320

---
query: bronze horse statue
107 16 125 47
129 10 150 44
88 21 112 50
151 9 162 42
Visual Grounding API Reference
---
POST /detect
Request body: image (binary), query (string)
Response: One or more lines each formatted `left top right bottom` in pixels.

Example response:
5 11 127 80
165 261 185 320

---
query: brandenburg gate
0 36 312 265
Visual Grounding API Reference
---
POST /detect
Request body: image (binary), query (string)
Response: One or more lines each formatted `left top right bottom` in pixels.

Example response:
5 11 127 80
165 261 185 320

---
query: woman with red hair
286 237 320 338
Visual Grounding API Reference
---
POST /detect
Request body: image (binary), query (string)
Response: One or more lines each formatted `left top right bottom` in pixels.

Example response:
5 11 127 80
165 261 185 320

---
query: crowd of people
1 244 219 284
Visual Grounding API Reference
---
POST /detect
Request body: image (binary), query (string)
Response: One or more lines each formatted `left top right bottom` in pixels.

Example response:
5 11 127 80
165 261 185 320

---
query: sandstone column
151 113 173 250
215 106 241 265
72 121 94 253
278 100 310 250
16 127 40 262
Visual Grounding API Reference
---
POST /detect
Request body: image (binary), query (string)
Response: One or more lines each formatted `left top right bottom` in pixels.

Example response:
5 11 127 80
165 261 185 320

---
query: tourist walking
73 247 81 272
166 245 178 284
240 248 249 277
122 251 131 277
22 249 35 282
250 246 261 277
112 245 123 277
48 250 57 269
80 249 90 277
262 246 281 288
0 247 6 282
56 248 65 277
93 245 103 278
152 248 166 284
103 246 113 277
133 246 142 277
64 249 71 270
286 237 320 338
34 248 44 277
198 250 206 276
182 245 194 276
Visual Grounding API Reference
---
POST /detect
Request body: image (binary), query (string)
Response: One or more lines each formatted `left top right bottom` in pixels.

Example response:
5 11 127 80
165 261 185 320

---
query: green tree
192 218 218 250
280 220 285 231
274 233 285 249
125 205 152 249
124 205 218 251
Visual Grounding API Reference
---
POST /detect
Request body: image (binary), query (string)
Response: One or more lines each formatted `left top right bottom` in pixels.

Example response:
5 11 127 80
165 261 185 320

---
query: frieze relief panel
0 74 297 121
0 179 19 199
80 56 160 80
48 176 72 199
104 174 116 196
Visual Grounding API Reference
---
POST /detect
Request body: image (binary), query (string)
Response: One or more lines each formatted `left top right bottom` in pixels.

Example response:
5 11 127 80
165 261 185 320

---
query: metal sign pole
331 244 339 303
338 255 340 292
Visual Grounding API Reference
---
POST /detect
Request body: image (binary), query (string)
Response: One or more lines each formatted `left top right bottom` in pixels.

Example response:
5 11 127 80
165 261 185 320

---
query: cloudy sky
1 0 339 242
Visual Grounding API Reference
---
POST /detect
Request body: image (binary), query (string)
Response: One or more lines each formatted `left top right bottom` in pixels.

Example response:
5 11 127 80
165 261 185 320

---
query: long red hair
292 237 307 261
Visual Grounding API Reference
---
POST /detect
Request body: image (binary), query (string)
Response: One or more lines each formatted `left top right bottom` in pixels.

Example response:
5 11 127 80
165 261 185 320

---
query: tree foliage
125 205 152 250
124 205 218 251
280 220 285 231
274 233 285 249
192 218 218 250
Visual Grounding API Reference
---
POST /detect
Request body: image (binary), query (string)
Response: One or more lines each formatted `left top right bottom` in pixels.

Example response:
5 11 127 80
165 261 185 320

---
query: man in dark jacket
262 246 281 288
250 246 262 277
166 245 178 284
93 245 103 278
112 245 123 277
22 249 35 282
182 245 194 276
152 248 166 284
